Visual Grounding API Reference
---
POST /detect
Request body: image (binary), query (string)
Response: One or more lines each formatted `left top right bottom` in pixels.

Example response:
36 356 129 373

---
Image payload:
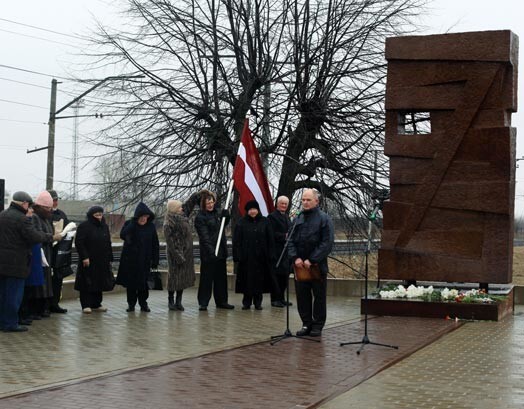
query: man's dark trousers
295 278 327 331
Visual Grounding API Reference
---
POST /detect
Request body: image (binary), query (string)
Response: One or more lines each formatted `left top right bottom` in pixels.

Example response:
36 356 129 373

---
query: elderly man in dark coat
233 200 275 310
0 192 58 332
117 202 160 312
268 195 292 308
288 189 334 337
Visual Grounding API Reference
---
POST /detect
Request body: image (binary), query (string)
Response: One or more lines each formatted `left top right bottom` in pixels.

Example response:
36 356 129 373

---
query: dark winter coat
31 210 54 298
233 214 276 295
164 213 195 291
268 210 292 275
287 206 334 275
116 202 160 291
194 208 229 262
0 202 53 279
51 207 70 269
74 209 114 292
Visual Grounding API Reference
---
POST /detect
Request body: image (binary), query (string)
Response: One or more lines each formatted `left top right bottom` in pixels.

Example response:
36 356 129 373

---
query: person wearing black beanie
233 200 276 310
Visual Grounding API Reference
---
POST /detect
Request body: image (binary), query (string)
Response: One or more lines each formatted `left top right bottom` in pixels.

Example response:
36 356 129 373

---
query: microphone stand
271 213 320 345
340 202 398 354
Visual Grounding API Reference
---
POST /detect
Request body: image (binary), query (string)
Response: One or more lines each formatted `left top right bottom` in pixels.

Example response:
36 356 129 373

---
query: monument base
363 286 514 321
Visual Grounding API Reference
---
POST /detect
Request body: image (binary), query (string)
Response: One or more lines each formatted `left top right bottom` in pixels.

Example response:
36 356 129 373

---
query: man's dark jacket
0 202 53 279
268 210 291 274
287 207 334 275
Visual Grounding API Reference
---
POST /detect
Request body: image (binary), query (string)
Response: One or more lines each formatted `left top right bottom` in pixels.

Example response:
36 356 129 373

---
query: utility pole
46 79 58 190
27 74 144 192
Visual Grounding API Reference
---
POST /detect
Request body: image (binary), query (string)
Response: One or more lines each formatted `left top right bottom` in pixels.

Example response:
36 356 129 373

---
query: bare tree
81 0 424 225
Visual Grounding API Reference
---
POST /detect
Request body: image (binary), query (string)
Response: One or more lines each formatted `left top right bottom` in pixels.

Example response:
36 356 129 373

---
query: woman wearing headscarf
164 200 195 311
116 202 159 312
74 206 114 313
233 200 276 310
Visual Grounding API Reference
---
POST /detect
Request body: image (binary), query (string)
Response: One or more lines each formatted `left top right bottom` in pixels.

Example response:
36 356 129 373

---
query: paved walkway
0 289 522 408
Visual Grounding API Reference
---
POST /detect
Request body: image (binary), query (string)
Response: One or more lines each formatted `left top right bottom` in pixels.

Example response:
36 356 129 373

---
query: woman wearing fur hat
74 206 114 313
164 200 195 311
23 191 56 319
233 200 276 310
116 202 159 312
194 190 234 311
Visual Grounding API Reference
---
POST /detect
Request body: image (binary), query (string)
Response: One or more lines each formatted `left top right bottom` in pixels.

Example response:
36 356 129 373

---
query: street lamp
28 74 144 190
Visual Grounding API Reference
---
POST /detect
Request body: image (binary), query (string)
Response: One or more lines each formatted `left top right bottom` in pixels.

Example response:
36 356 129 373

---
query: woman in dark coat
164 200 195 311
74 206 114 313
116 202 159 312
194 190 234 311
20 190 54 323
233 200 276 310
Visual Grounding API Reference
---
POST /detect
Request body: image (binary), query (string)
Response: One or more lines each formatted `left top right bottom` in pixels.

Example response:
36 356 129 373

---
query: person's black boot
175 291 184 311
168 291 176 311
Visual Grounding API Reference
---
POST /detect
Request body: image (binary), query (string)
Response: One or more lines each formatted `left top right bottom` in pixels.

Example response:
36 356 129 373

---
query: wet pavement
0 288 522 408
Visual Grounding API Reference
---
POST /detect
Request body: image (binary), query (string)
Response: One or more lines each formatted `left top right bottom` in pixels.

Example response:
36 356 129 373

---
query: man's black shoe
310 328 322 337
126 307 135 312
283 300 293 306
271 301 285 308
50 305 68 314
296 327 311 337
3 325 29 332
255 305 263 310
217 304 234 309
242 305 251 310
140 306 151 312
19 319 32 326
199 306 208 311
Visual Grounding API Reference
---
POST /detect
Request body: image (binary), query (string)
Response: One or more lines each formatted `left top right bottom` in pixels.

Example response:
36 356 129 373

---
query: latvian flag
232 119 275 216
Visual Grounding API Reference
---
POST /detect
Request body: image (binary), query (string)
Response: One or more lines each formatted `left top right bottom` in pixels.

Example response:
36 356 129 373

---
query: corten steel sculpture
379 30 519 284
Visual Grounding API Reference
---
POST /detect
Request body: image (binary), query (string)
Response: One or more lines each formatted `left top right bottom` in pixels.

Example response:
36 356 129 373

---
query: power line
0 118 46 124
0 17 85 41
0 28 75 47
0 76 49 89
0 98 48 110
0 63 69 80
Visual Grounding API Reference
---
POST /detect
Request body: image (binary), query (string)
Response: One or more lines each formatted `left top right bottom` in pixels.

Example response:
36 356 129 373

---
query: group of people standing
1 187 333 337
0 190 71 332
232 189 334 336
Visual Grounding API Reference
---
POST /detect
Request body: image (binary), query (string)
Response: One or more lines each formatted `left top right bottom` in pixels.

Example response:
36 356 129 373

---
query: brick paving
320 308 524 409
0 313 457 409
0 289 361 397
2 288 522 409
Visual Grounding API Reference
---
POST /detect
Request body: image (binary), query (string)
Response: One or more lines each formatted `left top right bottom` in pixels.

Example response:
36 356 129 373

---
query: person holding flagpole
194 190 234 311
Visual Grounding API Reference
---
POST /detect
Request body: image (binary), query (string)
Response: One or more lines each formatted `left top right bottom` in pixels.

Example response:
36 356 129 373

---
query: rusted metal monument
372 30 519 320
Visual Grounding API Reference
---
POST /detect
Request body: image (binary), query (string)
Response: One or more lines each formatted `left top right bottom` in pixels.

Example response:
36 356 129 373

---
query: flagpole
215 178 235 257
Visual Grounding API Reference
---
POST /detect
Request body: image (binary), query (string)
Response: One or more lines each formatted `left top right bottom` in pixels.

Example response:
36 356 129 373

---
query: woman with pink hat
22 191 56 320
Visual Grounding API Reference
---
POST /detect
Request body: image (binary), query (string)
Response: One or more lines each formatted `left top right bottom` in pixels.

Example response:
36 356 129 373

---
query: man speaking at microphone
288 189 334 337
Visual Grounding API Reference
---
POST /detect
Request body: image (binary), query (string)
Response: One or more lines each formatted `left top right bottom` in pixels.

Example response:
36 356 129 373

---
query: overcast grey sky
1 0 523 211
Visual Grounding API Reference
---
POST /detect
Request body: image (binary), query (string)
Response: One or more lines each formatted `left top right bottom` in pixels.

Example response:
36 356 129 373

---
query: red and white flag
232 119 275 216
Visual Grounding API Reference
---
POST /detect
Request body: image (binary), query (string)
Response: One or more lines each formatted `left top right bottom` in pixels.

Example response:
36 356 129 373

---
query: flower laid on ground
377 284 507 304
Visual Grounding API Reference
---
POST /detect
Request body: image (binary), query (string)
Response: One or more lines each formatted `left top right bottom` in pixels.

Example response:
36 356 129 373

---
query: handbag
293 263 321 282
148 269 163 290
